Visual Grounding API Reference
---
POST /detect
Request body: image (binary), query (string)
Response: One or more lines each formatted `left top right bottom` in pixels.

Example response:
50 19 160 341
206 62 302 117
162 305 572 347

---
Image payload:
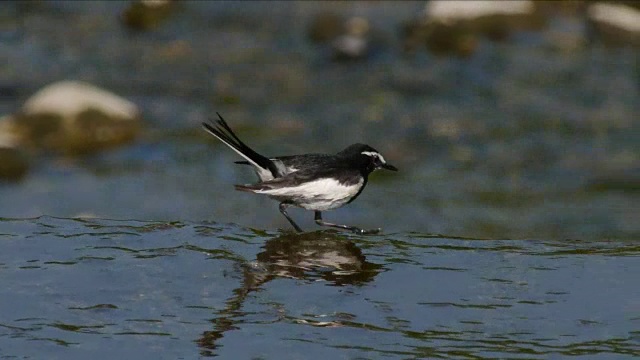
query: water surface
1 217 638 359
0 3 638 358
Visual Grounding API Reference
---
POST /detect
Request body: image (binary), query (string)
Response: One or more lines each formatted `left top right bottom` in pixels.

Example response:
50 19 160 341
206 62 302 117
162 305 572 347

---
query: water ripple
0 216 637 358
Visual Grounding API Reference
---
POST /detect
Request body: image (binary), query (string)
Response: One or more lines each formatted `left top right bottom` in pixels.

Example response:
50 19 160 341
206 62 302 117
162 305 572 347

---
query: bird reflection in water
196 230 383 355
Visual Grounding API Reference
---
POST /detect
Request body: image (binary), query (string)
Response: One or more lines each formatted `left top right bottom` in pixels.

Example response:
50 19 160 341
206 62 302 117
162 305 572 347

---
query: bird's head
338 143 398 173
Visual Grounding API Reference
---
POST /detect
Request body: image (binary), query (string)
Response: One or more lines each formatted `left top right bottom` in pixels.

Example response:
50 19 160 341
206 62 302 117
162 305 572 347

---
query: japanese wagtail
202 113 397 234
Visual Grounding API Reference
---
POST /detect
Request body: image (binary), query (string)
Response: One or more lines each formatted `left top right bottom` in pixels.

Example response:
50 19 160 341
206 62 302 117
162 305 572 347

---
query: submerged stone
0 121 29 182
308 12 344 44
9 81 142 155
121 0 178 31
308 12 374 62
402 0 543 57
587 2 640 47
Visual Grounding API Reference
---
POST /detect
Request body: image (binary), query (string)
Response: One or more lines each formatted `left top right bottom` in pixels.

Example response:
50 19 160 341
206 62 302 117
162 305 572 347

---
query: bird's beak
382 163 398 171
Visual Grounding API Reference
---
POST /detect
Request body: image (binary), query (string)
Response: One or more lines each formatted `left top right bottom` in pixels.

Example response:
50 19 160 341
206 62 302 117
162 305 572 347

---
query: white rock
141 0 172 8
588 3 640 33
13 81 142 154
426 0 535 23
0 115 20 149
23 80 139 122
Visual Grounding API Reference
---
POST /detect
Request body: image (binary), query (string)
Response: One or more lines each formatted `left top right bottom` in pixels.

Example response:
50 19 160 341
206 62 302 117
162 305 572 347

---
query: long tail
202 113 279 177
234 184 260 193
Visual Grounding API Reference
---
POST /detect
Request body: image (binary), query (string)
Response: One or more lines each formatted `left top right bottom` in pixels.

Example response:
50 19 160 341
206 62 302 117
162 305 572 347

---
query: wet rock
331 17 371 61
0 147 29 182
308 12 373 61
403 19 478 58
402 0 543 57
0 118 29 182
587 169 640 193
307 11 344 44
587 2 640 47
9 81 142 155
121 0 178 31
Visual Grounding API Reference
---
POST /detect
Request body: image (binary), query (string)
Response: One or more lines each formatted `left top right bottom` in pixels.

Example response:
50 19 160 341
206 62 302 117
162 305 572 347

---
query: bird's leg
314 211 380 235
279 202 303 232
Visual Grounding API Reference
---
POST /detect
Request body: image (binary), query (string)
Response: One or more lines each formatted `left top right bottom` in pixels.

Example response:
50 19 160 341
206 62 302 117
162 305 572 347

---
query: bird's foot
351 227 381 235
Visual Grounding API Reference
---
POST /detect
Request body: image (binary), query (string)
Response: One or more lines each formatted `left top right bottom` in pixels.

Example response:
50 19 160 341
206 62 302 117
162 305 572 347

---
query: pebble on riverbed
307 12 373 61
0 118 29 182
586 2 640 47
121 0 179 31
402 0 544 57
5 81 142 156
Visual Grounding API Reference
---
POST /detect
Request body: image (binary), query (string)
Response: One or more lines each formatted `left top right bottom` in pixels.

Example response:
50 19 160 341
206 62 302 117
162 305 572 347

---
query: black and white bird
202 113 397 234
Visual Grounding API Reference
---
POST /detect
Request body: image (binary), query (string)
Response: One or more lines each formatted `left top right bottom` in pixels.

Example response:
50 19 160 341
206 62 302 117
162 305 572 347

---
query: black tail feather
202 113 279 176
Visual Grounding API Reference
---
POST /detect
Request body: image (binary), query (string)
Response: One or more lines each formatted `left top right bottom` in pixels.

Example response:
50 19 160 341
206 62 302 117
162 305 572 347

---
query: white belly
256 178 364 211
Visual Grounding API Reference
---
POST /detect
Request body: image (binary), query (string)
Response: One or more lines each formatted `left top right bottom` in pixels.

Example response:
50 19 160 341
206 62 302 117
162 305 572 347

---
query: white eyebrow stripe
361 151 386 163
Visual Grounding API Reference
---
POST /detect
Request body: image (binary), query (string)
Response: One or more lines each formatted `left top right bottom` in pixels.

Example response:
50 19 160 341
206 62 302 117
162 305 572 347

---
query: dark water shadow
196 230 384 356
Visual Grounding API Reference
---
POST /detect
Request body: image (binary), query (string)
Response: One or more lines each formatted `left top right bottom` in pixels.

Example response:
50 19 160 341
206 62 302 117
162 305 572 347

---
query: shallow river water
0 2 638 358
1 217 638 359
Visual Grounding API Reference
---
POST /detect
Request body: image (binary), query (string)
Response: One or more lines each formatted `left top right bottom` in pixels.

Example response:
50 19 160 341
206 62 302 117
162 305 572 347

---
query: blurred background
0 0 638 240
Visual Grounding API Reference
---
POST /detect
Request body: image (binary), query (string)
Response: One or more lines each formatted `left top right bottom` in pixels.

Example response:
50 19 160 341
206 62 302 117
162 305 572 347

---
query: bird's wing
236 154 333 177
235 166 361 193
